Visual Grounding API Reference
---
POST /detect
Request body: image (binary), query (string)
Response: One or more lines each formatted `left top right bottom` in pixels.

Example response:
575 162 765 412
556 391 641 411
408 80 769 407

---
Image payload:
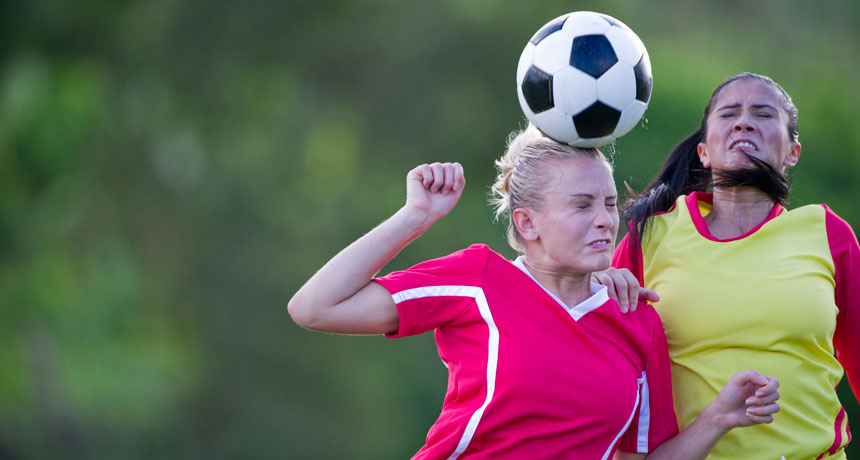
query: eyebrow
716 103 778 111
568 193 618 199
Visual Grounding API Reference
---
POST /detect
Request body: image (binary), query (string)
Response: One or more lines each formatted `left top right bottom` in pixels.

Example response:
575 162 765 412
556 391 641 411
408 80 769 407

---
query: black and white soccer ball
516 11 652 147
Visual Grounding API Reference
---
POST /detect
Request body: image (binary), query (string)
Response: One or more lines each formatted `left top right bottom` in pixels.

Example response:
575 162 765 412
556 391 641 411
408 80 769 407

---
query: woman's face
524 157 618 275
698 79 801 172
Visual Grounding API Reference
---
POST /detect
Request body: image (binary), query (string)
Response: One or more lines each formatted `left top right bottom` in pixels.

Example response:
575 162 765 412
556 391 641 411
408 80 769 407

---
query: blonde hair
490 124 609 252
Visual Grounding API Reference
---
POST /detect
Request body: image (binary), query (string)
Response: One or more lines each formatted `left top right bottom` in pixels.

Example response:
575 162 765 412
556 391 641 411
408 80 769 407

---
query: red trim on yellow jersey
612 192 860 460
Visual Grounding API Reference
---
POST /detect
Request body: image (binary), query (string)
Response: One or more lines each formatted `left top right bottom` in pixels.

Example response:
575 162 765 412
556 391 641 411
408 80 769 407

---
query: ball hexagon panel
534 108 579 143
572 101 621 138
579 134 616 147
553 67 598 116
521 66 554 114
613 100 648 137
605 27 643 66
561 12 611 36
596 64 636 111
530 14 569 45
570 35 617 79
532 29 578 75
595 13 631 31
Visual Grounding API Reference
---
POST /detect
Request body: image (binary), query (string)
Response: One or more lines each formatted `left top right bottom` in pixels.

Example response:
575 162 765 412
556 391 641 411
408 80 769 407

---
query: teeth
733 141 756 150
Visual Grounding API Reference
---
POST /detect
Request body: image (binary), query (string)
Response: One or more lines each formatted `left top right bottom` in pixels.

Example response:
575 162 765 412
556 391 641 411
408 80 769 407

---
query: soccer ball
516 11 652 147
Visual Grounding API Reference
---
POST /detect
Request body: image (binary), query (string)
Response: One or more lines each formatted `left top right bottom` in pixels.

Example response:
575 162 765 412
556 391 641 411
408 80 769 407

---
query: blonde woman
289 125 780 459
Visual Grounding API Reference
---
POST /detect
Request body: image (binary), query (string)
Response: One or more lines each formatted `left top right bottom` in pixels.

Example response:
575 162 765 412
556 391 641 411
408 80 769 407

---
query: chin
580 258 611 274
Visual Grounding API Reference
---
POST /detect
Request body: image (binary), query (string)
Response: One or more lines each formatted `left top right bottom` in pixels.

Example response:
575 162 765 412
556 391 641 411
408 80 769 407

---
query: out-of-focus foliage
1 0 858 458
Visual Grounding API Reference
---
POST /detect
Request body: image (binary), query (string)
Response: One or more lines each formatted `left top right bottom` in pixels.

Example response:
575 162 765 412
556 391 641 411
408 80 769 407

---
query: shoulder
785 204 857 241
627 302 664 331
639 194 693 251
820 205 856 235
819 205 859 255
392 244 497 282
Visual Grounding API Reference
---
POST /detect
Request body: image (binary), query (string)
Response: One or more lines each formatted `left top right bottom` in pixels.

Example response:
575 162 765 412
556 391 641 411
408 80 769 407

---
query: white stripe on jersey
601 374 645 460
636 371 651 452
388 285 498 460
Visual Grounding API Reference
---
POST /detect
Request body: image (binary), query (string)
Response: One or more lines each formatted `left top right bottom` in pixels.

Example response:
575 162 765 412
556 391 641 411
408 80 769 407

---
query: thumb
735 369 768 386
638 288 660 302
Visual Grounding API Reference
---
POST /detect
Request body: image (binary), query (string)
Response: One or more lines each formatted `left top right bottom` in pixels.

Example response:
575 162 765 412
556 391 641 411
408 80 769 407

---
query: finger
441 163 455 193
732 369 768 387
592 272 609 285
639 288 660 303
755 376 780 397
746 402 780 417
601 276 625 313
429 163 444 191
746 390 780 406
611 273 631 312
622 270 640 311
453 162 465 191
744 413 775 424
419 164 433 188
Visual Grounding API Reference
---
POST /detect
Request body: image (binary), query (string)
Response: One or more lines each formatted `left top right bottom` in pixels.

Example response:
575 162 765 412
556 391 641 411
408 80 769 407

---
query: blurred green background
1 0 858 458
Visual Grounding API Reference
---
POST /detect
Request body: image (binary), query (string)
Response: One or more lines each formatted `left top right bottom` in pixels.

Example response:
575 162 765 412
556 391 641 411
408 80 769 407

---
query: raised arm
615 370 780 460
288 162 465 335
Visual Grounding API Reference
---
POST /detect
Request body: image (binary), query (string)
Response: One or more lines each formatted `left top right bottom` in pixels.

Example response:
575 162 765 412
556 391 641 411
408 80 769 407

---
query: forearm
642 404 728 460
288 207 432 322
619 370 779 460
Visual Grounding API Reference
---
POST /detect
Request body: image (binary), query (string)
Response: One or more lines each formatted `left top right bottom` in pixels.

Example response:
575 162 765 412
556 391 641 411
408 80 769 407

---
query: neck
706 186 776 238
522 255 592 307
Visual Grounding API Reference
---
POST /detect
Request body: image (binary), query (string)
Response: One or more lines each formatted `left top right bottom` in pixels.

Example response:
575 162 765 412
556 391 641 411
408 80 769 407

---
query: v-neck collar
513 256 608 321
686 192 784 242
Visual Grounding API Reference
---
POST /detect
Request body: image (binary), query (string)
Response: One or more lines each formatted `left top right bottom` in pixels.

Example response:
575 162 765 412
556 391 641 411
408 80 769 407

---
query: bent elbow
287 294 317 328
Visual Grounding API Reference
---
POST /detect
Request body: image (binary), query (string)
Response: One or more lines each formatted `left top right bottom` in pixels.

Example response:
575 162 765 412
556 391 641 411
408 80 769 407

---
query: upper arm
612 232 644 283
825 206 860 397
618 309 679 453
290 281 399 335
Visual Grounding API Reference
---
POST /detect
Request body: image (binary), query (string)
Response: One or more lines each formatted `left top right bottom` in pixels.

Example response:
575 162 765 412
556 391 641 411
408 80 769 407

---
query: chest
483 286 647 424
644 217 838 349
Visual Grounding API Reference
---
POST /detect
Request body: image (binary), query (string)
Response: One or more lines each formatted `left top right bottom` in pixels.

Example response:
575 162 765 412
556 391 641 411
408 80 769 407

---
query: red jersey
374 244 678 459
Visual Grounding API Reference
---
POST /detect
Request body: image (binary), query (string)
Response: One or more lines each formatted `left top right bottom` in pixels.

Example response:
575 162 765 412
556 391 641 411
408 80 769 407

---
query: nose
733 113 756 133
594 205 615 229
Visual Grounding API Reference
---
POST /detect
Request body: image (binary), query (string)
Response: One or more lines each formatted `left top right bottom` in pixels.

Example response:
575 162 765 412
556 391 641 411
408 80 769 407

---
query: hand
708 370 780 432
404 162 466 226
592 268 659 313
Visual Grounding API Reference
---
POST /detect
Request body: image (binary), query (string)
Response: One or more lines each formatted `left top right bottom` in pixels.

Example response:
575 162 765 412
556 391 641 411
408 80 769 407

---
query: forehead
551 157 616 193
713 79 783 108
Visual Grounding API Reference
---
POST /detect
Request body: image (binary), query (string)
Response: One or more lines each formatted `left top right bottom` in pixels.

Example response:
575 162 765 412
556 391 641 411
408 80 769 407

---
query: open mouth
589 239 612 249
729 139 758 152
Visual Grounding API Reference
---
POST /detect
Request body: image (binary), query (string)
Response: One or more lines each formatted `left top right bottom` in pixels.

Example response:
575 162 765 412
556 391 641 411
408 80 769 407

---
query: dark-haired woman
610 73 860 460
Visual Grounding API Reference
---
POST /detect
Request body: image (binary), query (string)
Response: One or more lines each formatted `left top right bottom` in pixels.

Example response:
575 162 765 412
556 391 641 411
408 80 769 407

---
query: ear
512 207 539 241
697 142 711 168
783 141 801 168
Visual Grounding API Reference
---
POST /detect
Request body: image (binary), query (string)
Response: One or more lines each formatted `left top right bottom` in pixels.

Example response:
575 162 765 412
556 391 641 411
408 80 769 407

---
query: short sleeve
612 230 644 284
374 244 490 338
824 206 860 399
618 307 679 452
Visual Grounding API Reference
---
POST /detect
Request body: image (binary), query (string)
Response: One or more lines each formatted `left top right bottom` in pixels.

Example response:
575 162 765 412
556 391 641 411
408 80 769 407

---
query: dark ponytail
622 129 711 247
